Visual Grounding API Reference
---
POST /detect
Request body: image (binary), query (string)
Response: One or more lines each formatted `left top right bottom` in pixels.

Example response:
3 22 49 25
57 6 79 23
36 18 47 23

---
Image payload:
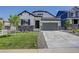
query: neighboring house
3 20 10 30
56 6 79 29
18 10 61 31
0 19 3 30
0 19 3 24
0 19 10 30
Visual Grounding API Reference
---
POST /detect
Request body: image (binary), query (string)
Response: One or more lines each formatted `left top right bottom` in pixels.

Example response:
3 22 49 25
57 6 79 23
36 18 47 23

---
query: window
76 11 79 17
71 13 73 16
28 19 30 25
71 13 74 17
21 19 28 25
78 12 79 16
37 13 43 16
38 14 43 15
70 12 76 17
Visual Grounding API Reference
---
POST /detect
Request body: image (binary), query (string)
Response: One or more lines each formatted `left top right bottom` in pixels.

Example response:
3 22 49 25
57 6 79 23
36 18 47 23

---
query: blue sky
0 6 73 20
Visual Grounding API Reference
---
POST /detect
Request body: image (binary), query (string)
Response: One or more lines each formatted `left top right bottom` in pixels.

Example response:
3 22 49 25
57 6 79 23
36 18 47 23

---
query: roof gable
71 6 79 11
18 10 42 17
18 10 34 16
56 11 67 17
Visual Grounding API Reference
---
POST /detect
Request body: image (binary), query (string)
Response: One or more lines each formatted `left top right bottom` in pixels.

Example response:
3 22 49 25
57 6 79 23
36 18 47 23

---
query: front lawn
0 32 38 49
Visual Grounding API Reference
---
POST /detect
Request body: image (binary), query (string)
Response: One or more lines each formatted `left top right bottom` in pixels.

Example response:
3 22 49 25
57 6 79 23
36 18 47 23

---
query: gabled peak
71 6 79 11
18 10 35 16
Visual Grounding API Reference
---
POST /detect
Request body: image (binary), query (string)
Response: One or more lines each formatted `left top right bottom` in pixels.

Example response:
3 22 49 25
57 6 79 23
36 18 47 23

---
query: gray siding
19 12 35 26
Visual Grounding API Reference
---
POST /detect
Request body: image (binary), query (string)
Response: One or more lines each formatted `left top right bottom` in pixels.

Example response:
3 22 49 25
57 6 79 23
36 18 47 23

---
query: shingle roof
71 6 79 11
18 10 42 17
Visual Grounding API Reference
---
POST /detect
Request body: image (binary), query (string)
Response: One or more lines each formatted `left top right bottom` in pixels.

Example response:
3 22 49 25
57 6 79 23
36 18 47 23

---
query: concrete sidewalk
0 48 79 53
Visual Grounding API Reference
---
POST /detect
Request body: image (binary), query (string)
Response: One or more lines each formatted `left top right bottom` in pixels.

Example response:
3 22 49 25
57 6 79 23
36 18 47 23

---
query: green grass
0 32 38 49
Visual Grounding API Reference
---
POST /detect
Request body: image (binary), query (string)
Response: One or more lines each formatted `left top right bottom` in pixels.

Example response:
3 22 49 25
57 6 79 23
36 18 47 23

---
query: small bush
0 34 11 38
72 29 79 33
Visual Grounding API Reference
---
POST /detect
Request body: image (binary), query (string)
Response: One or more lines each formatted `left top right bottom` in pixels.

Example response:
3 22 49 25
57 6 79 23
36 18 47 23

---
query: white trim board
41 21 60 23
67 18 79 19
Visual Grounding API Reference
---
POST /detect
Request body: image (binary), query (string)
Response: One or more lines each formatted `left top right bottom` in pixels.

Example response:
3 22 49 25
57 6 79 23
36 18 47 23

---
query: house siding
32 11 61 30
19 12 35 26
42 12 55 18
32 11 57 21
18 10 61 31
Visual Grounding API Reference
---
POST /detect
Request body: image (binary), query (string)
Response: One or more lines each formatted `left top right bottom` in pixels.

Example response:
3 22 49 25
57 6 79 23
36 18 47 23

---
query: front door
35 20 40 28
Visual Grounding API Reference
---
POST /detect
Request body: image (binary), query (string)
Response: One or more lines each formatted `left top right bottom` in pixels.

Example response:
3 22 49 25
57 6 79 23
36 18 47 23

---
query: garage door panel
41 23 58 30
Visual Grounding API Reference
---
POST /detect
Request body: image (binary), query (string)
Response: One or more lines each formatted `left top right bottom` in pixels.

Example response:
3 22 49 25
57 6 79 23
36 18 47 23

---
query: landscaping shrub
72 29 79 33
0 34 11 38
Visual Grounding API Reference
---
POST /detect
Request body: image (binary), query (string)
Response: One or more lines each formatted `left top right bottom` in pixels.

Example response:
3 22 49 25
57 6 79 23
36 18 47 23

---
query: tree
0 20 3 30
64 20 71 30
8 15 20 31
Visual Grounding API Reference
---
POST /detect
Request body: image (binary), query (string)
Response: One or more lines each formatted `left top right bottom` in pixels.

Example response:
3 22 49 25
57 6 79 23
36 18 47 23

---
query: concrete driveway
42 31 79 48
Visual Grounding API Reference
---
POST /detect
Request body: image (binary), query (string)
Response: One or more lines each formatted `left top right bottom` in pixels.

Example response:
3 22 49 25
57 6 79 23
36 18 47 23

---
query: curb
37 32 48 48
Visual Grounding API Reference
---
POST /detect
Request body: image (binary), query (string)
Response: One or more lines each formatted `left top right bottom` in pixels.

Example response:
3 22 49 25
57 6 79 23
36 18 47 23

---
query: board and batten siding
19 12 35 26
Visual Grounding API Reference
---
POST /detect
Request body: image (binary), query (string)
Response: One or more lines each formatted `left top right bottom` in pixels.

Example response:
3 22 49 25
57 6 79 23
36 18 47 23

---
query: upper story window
33 12 43 16
37 13 43 16
77 12 79 17
76 11 79 17
70 12 75 17
71 13 73 16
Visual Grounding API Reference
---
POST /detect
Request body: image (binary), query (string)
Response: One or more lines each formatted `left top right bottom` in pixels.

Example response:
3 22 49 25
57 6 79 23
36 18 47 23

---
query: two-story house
18 10 61 31
56 6 79 29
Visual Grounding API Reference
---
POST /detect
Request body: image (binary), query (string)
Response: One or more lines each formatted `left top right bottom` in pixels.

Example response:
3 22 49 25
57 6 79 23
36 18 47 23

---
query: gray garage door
41 23 58 30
